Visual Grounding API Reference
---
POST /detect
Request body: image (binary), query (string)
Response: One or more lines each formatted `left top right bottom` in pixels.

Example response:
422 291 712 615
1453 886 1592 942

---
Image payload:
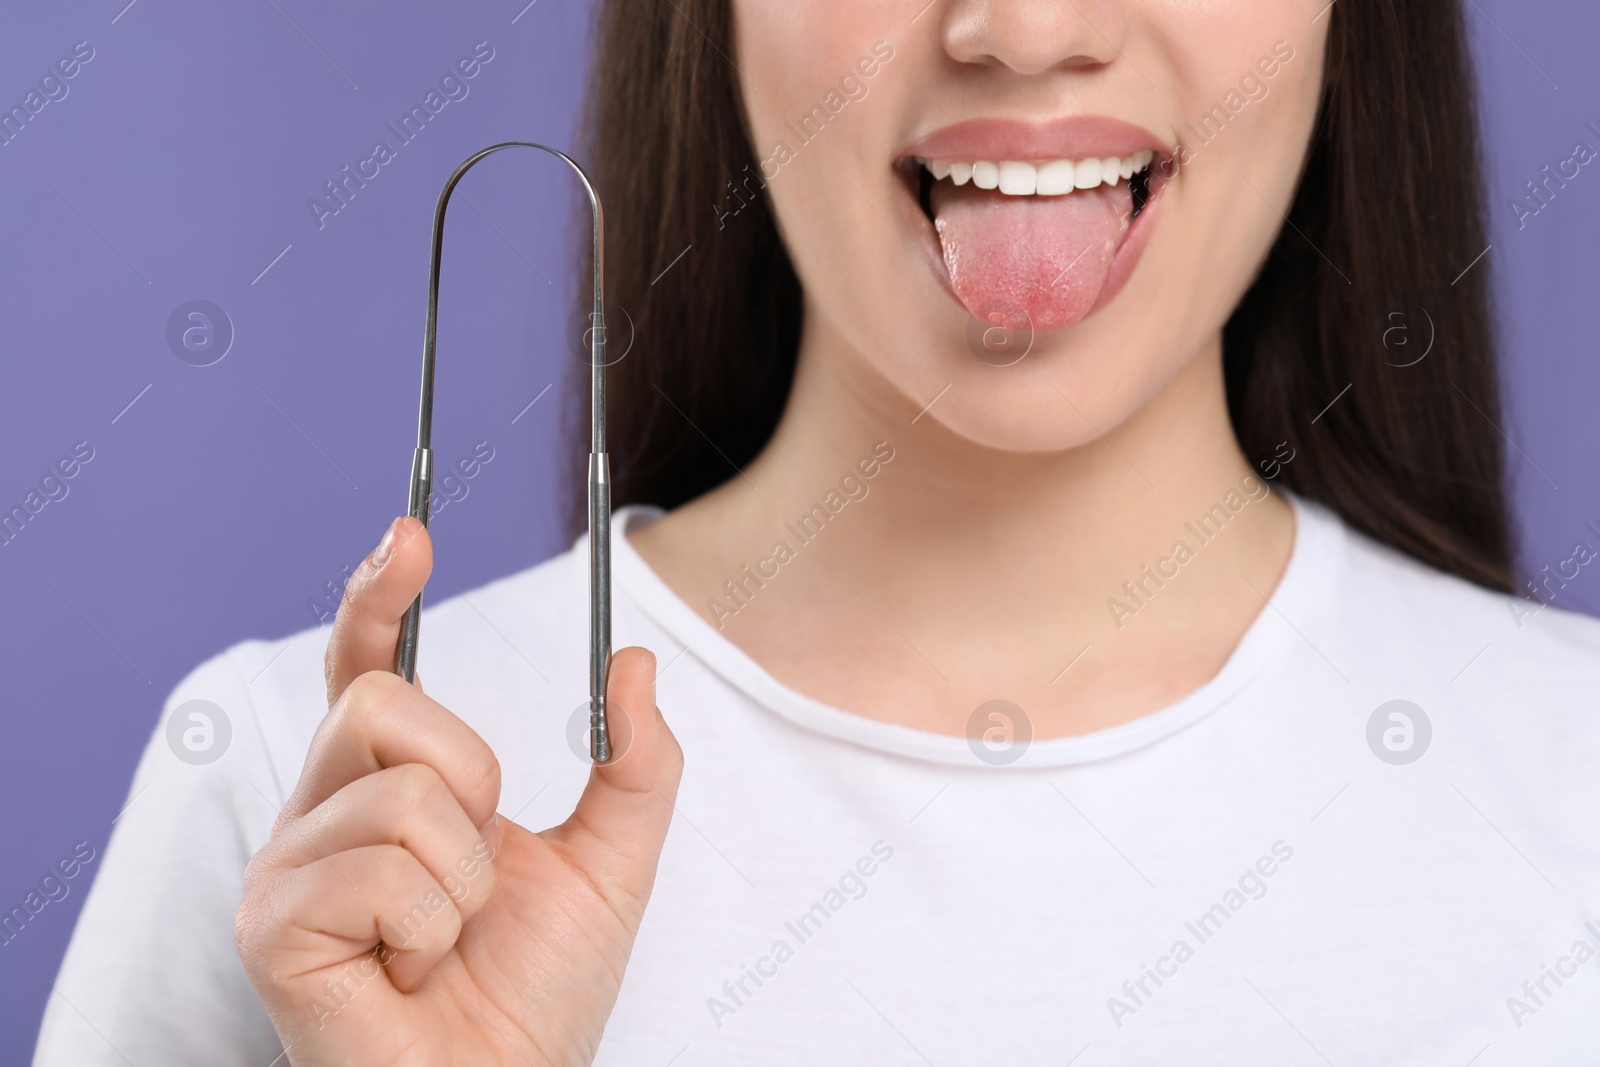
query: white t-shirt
34 495 1600 1065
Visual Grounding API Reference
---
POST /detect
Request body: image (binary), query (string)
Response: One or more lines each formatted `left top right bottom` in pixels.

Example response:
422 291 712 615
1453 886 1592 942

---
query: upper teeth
920 151 1155 196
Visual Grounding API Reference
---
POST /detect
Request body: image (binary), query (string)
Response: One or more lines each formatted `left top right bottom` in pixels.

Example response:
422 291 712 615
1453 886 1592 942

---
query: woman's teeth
918 150 1155 196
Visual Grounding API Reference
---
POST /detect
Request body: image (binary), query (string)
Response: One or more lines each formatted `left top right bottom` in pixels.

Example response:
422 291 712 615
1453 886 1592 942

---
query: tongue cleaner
932 182 1133 333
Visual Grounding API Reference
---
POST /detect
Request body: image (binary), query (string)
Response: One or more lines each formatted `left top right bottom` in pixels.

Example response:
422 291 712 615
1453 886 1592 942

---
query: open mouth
895 126 1173 334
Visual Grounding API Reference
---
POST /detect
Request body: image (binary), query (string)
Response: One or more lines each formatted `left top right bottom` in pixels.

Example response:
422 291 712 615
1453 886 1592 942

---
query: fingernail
477 812 498 839
369 519 402 570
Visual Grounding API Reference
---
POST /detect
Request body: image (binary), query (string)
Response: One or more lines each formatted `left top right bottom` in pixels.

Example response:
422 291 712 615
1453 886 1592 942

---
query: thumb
552 646 684 898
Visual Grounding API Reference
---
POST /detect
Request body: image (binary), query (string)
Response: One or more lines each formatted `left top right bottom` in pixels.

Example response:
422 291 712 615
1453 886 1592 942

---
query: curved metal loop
394 141 613 762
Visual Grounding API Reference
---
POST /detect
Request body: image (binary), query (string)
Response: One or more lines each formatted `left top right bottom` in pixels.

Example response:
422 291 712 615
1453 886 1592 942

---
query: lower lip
900 166 1170 332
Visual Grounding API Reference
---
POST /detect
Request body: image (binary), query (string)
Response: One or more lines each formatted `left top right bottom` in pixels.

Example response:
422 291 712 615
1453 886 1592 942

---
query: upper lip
901 115 1170 164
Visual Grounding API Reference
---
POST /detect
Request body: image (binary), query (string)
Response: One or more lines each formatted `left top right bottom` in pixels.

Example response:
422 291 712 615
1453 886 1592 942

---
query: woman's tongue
930 179 1132 333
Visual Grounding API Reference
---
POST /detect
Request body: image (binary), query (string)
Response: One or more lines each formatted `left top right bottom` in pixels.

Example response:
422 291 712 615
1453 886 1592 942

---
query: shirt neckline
602 491 1345 768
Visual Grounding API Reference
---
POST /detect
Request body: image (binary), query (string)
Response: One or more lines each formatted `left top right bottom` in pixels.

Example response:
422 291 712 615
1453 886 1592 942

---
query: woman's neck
628 327 1296 740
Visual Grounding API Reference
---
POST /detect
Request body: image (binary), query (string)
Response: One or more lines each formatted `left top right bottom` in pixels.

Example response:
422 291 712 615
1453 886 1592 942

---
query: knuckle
334 555 385 623
339 562 376 614
239 845 269 892
384 762 450 816
427 898 463 945
335 669 407 735
459 741 502 806
232 897 261 959
369 844 426 897
442 840 497 906
388 898 460 956
375 853 459 949
233 887 284 986
322 582 376 679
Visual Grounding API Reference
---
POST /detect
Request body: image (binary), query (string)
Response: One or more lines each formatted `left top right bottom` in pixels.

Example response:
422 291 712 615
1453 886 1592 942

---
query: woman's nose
939 0 1128 77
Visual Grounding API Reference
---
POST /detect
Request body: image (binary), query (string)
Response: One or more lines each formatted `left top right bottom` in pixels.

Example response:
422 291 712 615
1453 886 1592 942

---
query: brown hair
569 0 1513 592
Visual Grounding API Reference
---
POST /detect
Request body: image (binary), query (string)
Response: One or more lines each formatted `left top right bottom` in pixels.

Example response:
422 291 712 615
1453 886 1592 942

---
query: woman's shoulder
1315 499 1600 694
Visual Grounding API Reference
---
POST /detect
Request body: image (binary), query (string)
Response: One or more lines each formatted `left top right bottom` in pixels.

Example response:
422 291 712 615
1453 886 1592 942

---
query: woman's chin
899 370 1144 455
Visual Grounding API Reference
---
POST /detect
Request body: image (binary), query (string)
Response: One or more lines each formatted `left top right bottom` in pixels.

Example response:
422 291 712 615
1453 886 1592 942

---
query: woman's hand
235 517 684 1066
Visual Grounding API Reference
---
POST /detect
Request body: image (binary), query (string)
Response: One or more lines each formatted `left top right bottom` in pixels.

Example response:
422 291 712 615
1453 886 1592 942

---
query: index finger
324 516 433 706
282 668 502 830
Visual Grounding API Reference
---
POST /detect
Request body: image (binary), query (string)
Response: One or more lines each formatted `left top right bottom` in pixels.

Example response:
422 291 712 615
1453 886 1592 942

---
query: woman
36 0 1600 1063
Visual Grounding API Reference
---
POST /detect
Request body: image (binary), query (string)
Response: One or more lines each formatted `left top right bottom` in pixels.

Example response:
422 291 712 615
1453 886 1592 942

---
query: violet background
1 0 1596 1055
